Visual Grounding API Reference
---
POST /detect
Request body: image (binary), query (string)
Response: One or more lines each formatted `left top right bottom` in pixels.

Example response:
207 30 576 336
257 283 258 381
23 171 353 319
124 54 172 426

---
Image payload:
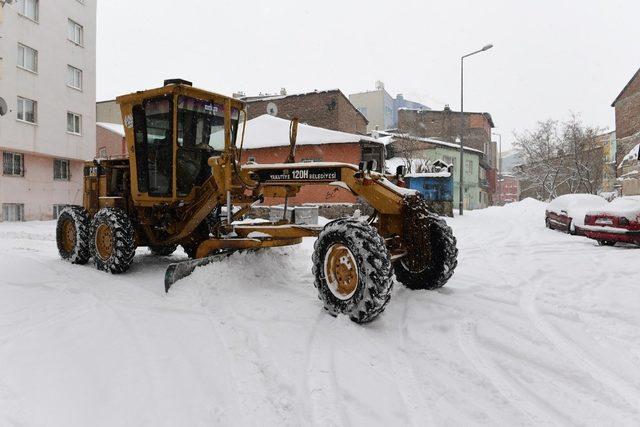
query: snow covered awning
241 115 378 149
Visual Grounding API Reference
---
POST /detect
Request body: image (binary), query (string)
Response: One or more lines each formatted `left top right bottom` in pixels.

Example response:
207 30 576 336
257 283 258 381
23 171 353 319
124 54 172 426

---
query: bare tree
513 115 604 200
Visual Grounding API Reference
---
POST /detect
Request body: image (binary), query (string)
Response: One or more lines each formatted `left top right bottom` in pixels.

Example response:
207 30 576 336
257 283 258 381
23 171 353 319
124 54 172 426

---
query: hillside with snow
1 200 639 426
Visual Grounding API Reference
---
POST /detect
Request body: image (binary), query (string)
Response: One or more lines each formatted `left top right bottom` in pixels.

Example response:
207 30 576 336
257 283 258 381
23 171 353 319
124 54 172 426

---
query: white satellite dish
266 102 278 116
0 97 7 116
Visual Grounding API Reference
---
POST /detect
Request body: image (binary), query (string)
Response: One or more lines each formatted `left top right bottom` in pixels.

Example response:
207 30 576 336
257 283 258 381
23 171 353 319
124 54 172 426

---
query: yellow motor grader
56 79 458 323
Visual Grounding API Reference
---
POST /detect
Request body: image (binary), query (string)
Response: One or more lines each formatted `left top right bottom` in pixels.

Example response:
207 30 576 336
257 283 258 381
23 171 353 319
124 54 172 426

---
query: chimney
280 88 287 96
375 80 385 90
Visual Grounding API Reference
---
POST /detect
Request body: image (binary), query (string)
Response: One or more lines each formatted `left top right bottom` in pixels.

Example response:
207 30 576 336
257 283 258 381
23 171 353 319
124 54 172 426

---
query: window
465 160 473 174
247 156 256 163
17 43 38 73
54 159 70 180
17 97 36 123
67 65 82 90
17 0 38 22
2 204 24 222
67 19 84 46
67 112 81 134
98 147 107 158
53 204 67 219
3 152 24 176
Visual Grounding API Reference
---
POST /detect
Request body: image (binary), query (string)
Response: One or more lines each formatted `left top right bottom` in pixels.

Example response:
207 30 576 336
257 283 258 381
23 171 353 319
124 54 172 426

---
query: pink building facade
0 1 96 221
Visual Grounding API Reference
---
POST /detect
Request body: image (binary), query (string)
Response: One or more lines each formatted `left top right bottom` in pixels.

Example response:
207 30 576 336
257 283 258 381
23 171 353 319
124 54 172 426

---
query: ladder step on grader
56 79 458 323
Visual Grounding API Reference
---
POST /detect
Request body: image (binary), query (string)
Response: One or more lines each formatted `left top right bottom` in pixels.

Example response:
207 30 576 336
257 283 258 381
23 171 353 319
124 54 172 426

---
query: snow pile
2 200 640 426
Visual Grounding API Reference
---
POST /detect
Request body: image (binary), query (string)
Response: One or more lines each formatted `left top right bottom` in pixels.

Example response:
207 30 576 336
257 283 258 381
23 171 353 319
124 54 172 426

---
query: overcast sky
97 0 640 150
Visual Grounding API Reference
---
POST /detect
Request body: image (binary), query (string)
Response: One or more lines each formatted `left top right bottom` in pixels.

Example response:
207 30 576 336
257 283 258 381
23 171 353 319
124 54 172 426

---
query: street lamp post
459 43 493 215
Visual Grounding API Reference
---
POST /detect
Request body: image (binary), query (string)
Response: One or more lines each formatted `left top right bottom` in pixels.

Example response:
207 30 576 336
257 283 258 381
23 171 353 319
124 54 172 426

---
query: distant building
96 123 126 158
96 99 122 125
239 115 383 205
496 175 520 205
397 107 497 205
382 132 487 209
596 130 616 192
612 68 640 170
0 1 96 220
242 89 368 135
349 81 430 132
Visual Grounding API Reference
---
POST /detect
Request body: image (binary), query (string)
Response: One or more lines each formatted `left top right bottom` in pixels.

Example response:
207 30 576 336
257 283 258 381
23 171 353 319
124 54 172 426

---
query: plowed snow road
1 199 639 426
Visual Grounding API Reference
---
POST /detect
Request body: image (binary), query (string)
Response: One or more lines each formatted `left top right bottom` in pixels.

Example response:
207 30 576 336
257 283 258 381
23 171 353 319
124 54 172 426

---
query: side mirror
396 165 405 177
358 161 365 171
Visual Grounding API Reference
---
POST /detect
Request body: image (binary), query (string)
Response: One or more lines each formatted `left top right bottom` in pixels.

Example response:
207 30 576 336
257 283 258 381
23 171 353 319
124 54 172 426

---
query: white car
545 194 608 234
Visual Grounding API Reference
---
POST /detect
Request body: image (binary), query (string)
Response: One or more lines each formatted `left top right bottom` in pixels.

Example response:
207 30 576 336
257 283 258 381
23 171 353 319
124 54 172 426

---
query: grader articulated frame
56 79 458 323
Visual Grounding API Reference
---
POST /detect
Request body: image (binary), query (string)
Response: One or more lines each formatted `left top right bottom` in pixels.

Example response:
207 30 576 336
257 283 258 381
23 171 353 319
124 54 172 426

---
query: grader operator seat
123 79 245 201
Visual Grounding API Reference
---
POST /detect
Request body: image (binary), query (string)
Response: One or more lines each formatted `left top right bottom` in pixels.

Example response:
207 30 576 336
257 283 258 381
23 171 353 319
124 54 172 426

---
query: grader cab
56 79 458 323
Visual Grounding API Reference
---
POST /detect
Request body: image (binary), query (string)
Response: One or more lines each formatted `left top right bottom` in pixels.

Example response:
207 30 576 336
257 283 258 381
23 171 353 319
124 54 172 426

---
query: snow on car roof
586 196 640 217
548 193 606 210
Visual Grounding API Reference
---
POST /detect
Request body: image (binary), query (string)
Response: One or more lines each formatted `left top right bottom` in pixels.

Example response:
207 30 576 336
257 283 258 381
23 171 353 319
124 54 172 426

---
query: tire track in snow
306 314 350 427
457 318 573 425
520 281 640 412
387 294 436 427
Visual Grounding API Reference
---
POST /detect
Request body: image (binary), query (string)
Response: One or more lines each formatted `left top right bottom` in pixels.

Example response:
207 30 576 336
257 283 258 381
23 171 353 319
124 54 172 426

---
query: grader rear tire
90 208 136 274
56 205 91 264
395 195 458 290
312 218 394 324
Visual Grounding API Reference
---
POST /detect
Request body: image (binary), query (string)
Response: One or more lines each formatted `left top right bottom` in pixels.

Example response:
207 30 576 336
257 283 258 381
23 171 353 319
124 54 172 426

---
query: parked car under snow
579 196 640 246
545 194 608 235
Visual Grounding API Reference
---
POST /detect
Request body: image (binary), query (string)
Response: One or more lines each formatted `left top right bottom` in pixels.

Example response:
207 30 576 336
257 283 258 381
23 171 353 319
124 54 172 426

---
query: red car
545 194 608 235
579 196 640 246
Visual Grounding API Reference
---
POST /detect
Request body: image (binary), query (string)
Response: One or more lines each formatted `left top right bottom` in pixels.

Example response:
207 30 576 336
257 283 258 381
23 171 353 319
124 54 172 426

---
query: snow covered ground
1 199 640 426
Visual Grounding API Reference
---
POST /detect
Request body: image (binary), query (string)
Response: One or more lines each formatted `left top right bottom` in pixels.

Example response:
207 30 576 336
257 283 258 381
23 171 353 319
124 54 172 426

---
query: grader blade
164 251 234 292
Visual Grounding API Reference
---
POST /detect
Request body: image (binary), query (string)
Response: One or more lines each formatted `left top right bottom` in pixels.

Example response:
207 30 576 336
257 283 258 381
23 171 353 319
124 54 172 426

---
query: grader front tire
395 196 458 290
90 208 136 274
56 205 91 265
312 218 394 324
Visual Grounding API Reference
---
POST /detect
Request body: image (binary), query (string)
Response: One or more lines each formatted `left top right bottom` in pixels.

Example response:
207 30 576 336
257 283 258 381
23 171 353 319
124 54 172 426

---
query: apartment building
349 81 429 132
0 0 96 220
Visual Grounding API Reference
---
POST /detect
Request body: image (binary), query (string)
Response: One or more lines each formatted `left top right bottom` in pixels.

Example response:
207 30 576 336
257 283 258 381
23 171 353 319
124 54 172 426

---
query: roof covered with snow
97 122 125 137
379 131 484 155
241 115 378 149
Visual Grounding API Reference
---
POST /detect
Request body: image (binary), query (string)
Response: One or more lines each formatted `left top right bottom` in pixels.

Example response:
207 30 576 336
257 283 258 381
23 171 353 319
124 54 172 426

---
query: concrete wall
0 0 95 220
96 100 122 124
